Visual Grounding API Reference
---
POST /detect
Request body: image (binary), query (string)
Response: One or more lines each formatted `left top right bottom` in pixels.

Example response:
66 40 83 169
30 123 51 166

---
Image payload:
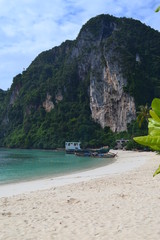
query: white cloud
0 0 160 90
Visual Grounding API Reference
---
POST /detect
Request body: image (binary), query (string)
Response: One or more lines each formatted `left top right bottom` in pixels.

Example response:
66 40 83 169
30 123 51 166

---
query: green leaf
149 110 160 122
149 127 160 136
151 98 160 117
148 118 160 127
134 98 160 177
133 135 160 151
153 165 160 177
155 6 160 12
148 119 160 136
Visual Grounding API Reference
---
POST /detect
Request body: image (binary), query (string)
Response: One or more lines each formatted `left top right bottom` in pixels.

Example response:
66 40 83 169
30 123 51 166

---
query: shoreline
0 150 153 198
0 152 116 188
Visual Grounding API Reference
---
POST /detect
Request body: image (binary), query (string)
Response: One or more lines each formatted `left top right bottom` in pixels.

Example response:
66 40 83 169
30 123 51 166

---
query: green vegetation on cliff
0 14 159 149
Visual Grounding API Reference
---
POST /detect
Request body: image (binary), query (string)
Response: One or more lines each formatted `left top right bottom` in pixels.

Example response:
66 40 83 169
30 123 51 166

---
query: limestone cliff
71 16 136 132
43 93 54 112
90 62 136 132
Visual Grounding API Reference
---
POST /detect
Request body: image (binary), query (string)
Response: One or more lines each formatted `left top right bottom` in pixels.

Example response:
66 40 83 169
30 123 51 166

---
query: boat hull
75 152 117 158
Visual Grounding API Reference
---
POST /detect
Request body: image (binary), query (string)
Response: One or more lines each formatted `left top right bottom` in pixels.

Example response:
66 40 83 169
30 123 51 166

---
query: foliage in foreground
155 6 160 12
134 98 160 176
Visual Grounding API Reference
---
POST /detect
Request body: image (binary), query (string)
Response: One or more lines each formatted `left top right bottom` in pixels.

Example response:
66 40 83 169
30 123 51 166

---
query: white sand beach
0 150 160 240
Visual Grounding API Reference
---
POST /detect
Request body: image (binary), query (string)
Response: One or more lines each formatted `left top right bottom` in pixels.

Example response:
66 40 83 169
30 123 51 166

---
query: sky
0 0 160 90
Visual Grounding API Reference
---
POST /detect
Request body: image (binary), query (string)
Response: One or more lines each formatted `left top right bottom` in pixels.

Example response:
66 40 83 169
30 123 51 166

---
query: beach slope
0 150 160 240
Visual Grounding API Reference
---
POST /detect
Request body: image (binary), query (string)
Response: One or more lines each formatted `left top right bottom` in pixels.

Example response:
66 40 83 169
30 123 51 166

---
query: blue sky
0 0 160 90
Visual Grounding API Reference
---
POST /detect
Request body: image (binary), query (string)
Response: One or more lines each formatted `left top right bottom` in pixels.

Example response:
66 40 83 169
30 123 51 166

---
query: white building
65 142 81 151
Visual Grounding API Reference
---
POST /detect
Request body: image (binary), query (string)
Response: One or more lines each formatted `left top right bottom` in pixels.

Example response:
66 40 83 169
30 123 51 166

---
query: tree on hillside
136 104 150 128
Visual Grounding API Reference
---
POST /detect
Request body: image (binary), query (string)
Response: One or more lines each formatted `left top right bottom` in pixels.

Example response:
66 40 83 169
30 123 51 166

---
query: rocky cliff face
9 85 20 105
90 62 136 132
71 16 136 132
43 93 54 112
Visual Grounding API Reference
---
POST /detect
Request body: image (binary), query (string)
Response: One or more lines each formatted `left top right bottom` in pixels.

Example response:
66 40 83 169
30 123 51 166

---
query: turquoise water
0 148 115 184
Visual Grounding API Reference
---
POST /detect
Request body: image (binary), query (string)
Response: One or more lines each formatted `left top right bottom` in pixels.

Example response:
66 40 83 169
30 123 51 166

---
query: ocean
0 148 115 184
